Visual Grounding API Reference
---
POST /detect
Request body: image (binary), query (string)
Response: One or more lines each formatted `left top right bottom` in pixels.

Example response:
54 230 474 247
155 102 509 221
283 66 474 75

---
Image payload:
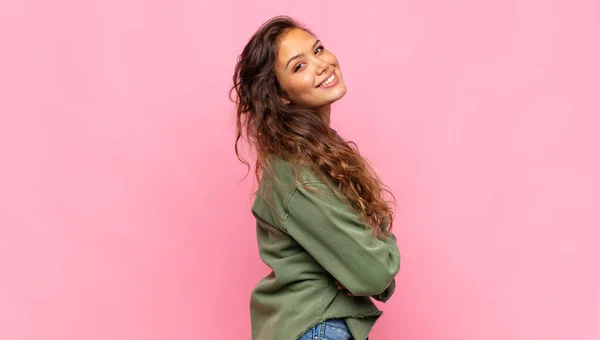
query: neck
317 104 331 126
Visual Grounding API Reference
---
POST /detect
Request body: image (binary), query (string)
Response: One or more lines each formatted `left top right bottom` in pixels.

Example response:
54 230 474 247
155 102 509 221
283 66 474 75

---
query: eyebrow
285 39 321 69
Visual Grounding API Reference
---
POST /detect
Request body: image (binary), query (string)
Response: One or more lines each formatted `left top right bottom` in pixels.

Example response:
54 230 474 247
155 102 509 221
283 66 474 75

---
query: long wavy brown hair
230 16 396 237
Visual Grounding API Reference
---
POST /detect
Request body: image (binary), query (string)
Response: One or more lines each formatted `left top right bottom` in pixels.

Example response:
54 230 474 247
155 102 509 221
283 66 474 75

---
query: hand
335 280 354 297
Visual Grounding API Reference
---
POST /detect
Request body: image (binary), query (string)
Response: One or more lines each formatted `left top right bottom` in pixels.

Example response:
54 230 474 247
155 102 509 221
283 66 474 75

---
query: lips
317 71 336 88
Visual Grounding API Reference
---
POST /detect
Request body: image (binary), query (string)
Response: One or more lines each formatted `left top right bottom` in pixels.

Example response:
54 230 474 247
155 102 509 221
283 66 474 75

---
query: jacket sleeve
284 181 401 297
372 278 396 302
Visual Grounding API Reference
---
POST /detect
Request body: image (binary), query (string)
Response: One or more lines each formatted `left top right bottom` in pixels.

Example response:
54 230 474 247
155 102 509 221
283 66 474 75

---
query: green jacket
249 157 401 340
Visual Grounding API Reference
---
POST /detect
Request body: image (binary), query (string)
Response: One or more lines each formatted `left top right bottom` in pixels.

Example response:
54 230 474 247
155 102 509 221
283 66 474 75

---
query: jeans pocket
324 319 353 340
298 328 314 340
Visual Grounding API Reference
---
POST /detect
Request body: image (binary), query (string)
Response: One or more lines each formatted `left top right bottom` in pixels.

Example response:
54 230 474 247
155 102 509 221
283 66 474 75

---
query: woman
231 16 401 340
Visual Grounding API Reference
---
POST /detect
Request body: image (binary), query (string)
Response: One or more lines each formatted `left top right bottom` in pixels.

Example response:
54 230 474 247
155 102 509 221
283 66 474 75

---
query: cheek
289 74 315 96
301 72 315 87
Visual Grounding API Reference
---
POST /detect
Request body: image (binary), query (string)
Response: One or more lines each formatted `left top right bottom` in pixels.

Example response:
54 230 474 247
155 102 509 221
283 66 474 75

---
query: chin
297 86 348 109
328 87 348 103
319 85 348 106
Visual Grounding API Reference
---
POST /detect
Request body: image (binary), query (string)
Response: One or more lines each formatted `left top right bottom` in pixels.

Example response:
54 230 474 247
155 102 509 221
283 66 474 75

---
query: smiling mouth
317 72 337 88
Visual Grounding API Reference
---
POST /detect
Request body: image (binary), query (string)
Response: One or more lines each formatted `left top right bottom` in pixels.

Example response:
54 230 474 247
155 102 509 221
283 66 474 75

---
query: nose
314 57 328 74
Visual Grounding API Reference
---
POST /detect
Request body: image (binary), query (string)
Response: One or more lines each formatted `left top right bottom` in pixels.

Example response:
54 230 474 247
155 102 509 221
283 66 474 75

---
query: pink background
1 0 599 339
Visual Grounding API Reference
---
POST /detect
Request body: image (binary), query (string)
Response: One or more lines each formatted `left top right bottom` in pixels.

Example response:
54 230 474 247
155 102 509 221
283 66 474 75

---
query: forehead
276 28 317 63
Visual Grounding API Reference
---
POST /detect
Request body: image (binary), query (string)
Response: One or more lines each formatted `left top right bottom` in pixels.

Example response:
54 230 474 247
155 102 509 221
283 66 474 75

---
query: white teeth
319 74 335 87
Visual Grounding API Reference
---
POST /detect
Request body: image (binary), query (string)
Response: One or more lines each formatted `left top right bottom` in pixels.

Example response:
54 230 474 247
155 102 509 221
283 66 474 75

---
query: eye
293 63 304 72
315 45 325 54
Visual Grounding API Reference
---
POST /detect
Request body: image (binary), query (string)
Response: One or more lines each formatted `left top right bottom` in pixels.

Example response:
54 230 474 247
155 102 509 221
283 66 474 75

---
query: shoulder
267 157 322 185
252 157 324 225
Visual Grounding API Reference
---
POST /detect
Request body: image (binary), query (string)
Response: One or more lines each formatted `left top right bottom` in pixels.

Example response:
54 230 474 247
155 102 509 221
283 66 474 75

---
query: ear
279 90 291 104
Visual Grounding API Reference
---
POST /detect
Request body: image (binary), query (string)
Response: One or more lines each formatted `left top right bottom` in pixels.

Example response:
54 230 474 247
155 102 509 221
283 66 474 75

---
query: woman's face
274 28 347 112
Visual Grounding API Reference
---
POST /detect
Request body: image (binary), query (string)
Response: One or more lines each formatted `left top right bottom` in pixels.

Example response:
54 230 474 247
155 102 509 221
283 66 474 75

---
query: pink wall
1 0 598 339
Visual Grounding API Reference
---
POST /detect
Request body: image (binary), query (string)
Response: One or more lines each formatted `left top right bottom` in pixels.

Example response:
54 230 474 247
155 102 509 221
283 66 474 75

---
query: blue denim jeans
298 318 355 340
